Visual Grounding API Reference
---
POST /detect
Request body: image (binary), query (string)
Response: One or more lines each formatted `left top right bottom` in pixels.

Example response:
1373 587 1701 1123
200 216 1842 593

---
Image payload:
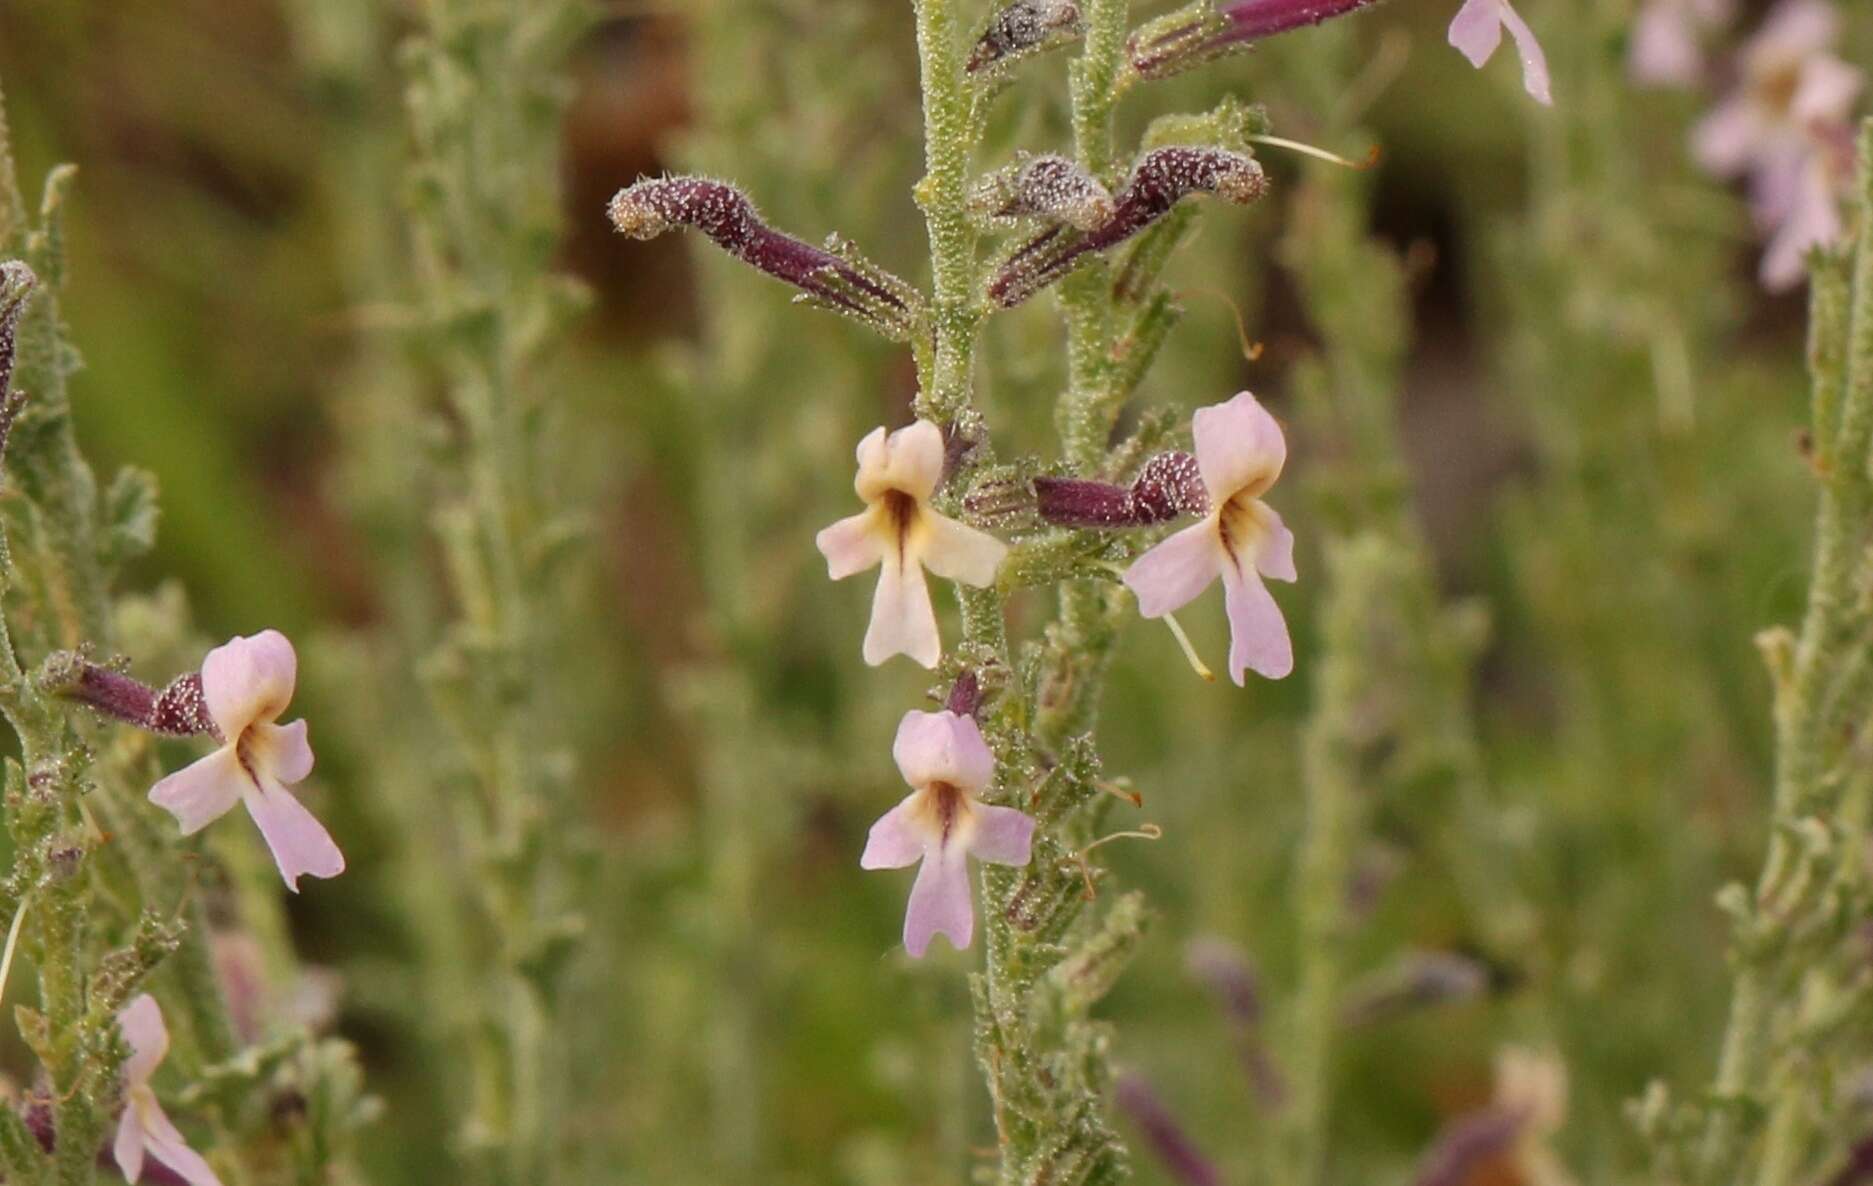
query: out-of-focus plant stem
1701 120 1873 1186
400 1 593 1179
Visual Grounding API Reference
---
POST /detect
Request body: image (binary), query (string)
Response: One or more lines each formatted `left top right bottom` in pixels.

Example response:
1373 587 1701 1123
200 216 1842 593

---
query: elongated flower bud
1113 1074 1223 1186
40 654 218 738
1341 950 1489 1025
0 262 33 463
968 0 1084 75
1035 451 1208 527
1129 0 1386 80
989 147 1265 307
608 177 918 340
0 261 32 403
970 155 1115 231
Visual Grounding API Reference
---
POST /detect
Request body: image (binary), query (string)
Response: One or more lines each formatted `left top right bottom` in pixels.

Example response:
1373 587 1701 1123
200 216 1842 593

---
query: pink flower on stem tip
861 710 1035 957
1447 0 1553 106
1123 392 1296 686
148 631 343 892
816 421 1008 668
114 996 222 1186
1692 0 1862 291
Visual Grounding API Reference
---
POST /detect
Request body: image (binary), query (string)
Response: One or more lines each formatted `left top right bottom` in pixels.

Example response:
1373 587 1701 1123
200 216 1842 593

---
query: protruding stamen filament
1163 612 1217 682
0 895 30 1010
1248 133 1380 170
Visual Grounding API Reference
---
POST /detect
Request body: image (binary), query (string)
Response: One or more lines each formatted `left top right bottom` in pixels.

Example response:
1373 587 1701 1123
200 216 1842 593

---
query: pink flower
1448 0 1553 106
816 422 1008 668
1123 392 1296 685
861 710 1035 957
1692 0 1862 289
113 996 223 1186
1629 0 1733 87
149 631 343 891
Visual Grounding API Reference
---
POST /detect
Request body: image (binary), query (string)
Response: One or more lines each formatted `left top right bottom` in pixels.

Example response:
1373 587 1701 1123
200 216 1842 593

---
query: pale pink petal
1192 391 1286 503
1497 0 1553 104
892 710 995 794
1448 0 1505 68
1630 4 1700 86
903 850 973 957
114 1103 145 1184
148 750 244 836
1749 142 1809 227
970 804 1035 866
1693 95 1763 177
1760 162 1843 291
1253 505 1297 583
857 421 946 503
861 792 930 869
1222 562 1294 684
919 512 1007 588
1124 521 1224 619
200 630 297 738
1790 56 1864 127
242 782 345 892
863 555 941 668
139 1097 224 1186
1751 0 1837 66
816 508 884 580
118 995 168 1087
257 720 314 784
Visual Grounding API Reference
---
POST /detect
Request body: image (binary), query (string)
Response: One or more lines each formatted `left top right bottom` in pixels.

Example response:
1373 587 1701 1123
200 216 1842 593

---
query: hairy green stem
1702 120 1873 1185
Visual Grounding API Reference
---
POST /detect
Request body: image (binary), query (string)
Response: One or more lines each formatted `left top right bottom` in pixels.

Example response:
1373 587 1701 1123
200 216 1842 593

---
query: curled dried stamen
989 147 1266 307
608 176 917 339
1075 823 1164 898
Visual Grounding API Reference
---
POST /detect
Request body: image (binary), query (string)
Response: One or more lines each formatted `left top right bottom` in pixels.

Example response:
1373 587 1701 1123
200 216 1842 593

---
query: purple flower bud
1034 451 1208 528
1130 451 1209 519
946 669 983 717
0 262 35 463
1129 0 1387 80
1184 936 1288 1105
989 147 1265 307
1342 950 1490 1026
1113 1074 1223 1186
968 0 1084 75
972 155 1115 231
0 261 33 403
41 654 219 739
1185 936 1262 1024
608 177 916 338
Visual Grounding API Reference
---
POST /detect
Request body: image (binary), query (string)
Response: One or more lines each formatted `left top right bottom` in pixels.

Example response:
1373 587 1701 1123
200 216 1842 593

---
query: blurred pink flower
816 421 1007 668
149 631 343 891
1629 0 1733 86
1123 392 1296 685
1448 0 1553 105
114 996 222 1186
1693 0 1862 290
861 710 1034 957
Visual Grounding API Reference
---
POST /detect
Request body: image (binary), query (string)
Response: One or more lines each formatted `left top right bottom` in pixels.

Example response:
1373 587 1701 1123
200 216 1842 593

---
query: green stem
1702 120 1873 1184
